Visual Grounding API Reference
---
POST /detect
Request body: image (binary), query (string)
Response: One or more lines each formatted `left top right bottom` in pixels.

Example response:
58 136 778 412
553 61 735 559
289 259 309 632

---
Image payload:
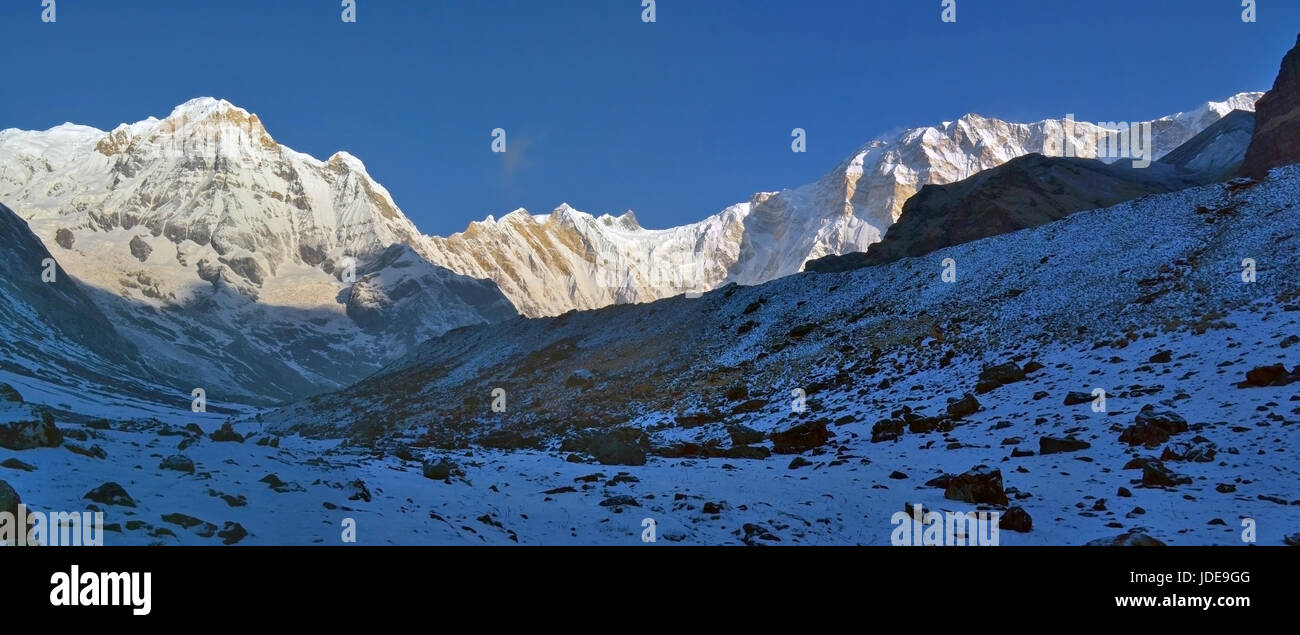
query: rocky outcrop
0 410 62 450
1240 35 1300 178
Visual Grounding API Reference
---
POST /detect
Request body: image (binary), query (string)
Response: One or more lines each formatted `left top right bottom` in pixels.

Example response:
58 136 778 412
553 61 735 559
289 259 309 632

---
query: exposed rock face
128 235 152 262
54 227 74 249
1240 35 1300 178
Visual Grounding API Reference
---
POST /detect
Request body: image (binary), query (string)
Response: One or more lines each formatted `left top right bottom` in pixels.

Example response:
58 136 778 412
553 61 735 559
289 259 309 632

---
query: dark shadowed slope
0 202 187 408
1158 109 1255 181
0 202 139 364
804 155 1201 273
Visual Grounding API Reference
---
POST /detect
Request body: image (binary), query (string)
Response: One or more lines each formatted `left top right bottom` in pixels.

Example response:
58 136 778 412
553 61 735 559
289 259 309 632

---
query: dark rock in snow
1039 436 1091 455
161 513 205 529
66 443 108 459
84 482 136 507
209 423 245 443
259 473 306 493
0 410 62 450
0 480 20 525
770 420 831 454
421 459 458 481
1239 364 1298 388
1000 506 1033 532
727 424 765 446
1 458 36 472
346 479 372 502
1084 532 1167 546
1137 460 1193 488
946 393 981 418
217 522 248 545
724 445 771 460
925 474 954 488
128 235 153 262
599 495 639 508
871 419 904 443
561 428 649 466
1160 437 1217 463
944 467 1009 505
1119 406 1188 447
159 455 195 474
478 429 544 450
975 362 1026 394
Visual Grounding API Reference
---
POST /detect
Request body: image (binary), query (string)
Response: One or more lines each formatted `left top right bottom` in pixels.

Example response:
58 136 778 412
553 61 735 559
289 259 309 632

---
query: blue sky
1 0 1296 235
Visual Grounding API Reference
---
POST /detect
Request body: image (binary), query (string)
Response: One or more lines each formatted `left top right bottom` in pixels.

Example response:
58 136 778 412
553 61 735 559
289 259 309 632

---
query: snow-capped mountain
413 93 1262 317
0 92 1262 401
0 98 515 405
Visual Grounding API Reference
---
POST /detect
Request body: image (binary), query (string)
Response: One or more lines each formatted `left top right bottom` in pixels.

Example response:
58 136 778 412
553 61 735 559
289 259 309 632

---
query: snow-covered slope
244 164 1300 545
0 99 515 405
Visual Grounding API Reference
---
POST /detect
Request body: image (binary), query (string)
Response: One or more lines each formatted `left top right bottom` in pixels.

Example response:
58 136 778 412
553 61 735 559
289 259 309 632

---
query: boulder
478 429 544 450
944 467 1009 505
770 420 831 454
217 521 248 545
1240 364 1298 387
1039 436 1091 455
1000 506 1033 532
83 482 136 507
159 455 196 474
562 428 649 466
975 362 1026 394
209 423 245 443
0 410 62 450
946 393 981 418
421 459 458 481
1084 532 1167 546
871 419 904 443
0 480 20 522
726 424 765 446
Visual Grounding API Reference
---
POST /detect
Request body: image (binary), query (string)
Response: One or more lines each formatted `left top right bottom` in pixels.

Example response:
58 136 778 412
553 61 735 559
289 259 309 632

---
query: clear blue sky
1 0 1296 235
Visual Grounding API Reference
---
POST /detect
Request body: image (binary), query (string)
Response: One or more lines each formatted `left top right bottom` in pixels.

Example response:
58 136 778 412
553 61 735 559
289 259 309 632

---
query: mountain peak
151 97 276 148
328 151 369 173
